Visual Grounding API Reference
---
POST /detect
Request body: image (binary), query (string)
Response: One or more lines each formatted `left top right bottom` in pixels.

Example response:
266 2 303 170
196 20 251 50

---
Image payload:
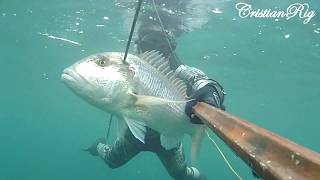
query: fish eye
95 55 109 67
99 59 106 65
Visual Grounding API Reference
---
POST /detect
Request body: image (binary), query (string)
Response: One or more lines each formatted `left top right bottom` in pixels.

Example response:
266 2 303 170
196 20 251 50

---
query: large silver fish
61 51 205 163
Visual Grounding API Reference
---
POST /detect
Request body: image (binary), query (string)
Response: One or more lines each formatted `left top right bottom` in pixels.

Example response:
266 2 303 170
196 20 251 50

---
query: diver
85 1 225 179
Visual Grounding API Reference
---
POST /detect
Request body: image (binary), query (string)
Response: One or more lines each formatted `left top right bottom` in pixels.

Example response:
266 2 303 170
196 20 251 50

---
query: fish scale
127 51 187 117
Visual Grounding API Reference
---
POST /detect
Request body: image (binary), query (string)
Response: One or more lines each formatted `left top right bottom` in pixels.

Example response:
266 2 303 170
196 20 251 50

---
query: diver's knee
104 160 122 169
107 164 120 169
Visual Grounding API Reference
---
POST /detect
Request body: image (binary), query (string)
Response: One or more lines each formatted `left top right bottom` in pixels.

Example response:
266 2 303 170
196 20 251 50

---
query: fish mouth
61 68 77 84
61 68 91 87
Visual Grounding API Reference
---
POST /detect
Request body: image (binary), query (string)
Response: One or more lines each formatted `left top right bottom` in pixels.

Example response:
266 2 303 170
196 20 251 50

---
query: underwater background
1 0 319 179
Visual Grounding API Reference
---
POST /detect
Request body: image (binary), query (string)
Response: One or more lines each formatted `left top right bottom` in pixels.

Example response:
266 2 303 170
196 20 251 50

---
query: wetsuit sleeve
176 65 225 106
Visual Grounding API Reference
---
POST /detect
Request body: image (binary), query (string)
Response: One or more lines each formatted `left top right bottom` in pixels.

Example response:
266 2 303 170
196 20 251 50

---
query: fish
61 50 205 163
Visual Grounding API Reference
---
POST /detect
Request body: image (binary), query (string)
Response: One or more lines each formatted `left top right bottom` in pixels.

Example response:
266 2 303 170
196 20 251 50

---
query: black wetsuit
101 128 201 180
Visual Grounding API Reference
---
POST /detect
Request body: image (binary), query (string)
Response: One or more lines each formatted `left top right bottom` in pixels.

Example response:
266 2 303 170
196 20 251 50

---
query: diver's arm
175 65 226 124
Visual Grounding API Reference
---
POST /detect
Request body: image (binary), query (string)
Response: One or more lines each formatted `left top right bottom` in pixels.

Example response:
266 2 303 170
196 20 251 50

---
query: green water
1 0 319 179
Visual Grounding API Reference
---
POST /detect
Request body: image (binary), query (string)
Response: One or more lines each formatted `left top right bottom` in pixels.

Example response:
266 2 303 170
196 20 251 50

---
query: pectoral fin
128 90 193 107
123 116 146 143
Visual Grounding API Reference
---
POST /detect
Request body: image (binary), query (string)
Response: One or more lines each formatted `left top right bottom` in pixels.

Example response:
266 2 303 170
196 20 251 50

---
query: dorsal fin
161 66 170 74
157 61 169 72
138 51 187 97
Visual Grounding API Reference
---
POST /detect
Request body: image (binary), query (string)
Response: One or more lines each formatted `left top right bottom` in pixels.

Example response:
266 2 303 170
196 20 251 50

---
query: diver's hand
186 85 225 124
83 138 106 156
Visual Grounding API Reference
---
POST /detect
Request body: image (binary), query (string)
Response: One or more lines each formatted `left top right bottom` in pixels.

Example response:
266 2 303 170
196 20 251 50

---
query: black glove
186 85 225 124
83 138 106 156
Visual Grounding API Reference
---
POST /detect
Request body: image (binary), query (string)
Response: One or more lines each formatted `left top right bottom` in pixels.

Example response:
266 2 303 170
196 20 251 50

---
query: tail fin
191 125 206 165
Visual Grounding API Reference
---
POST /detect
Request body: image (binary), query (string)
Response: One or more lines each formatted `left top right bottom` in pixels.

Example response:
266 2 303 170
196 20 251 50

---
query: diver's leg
97 129 143 169
156 143 207 180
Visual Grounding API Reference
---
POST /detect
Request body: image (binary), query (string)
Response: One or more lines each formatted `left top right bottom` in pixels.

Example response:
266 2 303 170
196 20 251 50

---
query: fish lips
61 68 89 88
61 68 77 84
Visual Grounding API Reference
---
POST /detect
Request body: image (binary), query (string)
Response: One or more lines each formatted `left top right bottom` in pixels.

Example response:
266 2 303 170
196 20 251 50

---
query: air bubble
42 73 49 80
